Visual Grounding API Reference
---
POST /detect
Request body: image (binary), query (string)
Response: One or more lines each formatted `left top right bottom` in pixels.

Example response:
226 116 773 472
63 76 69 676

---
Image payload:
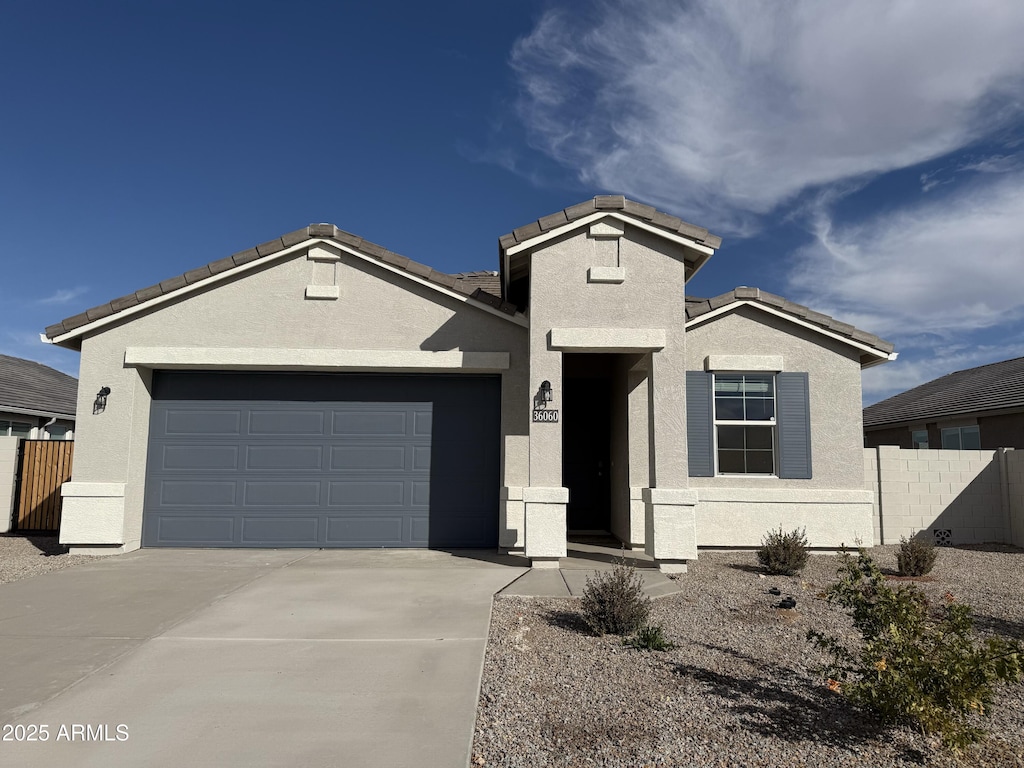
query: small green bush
808 549 1024 751
580 561 651 636
625 624 676 651
897 534 938 576
757 526 809 575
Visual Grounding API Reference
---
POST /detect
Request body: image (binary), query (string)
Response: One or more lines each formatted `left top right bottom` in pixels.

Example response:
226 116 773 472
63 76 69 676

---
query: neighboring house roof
864 356 1024 428
685 287 896 366
0 354 78 419
44 225 519 342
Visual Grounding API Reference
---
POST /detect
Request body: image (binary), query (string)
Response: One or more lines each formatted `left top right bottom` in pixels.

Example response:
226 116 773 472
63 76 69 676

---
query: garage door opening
142 372 500 549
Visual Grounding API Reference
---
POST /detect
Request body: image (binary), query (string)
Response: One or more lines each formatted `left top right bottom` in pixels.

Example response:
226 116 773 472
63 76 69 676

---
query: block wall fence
865 446 1024 548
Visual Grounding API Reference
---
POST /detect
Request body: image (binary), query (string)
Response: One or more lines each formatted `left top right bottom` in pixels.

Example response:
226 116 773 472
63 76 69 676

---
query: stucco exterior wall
62 245 529 551
0 436 17 533
685 306 873 547
525 223 694 560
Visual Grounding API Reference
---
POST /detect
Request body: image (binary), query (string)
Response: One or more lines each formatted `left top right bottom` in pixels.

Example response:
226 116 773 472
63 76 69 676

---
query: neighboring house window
912 430 929 449
686 371 812 479
941 425 980 450
0 420 32 438
714 373 776 474
46 425 69 440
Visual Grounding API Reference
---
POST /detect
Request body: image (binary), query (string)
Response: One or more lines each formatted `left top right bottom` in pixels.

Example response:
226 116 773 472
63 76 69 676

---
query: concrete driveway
0 549 526 767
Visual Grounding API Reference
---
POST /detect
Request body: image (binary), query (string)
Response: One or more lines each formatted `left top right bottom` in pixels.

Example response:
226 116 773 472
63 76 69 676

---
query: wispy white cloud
38 286 88 305
788 171 1024 337
511 0 1024 232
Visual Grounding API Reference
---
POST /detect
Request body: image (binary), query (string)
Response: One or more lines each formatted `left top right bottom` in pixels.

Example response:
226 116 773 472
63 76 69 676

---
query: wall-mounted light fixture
540 380 552 403
93 386 111 415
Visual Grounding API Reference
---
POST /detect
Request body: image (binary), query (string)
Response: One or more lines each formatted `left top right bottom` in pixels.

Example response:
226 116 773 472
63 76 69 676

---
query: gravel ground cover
0 534 97 585
473 545 1024 767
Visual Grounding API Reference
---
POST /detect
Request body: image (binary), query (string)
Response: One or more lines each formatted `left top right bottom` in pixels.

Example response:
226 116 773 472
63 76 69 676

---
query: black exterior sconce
539 380 553 403
93 386 111 415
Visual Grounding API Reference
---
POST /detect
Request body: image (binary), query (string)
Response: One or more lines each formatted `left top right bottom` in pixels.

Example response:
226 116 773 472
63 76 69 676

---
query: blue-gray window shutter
777 372 812 479
686 371 714 477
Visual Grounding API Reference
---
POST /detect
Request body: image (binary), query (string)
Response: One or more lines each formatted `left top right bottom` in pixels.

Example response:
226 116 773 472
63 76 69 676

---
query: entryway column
643 342 698 571
524 347 567 567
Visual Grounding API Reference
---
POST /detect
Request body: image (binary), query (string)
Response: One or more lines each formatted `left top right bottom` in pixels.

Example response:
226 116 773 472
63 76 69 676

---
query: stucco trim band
304 285 340 300
696 488 873 504
123 348 511 372
705 355 784 372
548 328 666 352
587 267 626 284
522 486 570 503
61 482 126 498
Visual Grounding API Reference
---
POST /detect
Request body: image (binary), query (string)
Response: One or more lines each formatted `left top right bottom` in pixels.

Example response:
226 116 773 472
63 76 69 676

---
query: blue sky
4 1 1024 405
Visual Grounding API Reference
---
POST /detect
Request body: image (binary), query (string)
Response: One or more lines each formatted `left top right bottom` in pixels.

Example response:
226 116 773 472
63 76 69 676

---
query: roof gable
499 196 723 305
864 356 1024 428
45 225 519 344
685 287 896 368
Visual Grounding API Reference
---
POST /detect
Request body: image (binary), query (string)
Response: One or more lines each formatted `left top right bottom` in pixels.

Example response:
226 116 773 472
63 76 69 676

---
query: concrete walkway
0 549 526 768
499 539 683 598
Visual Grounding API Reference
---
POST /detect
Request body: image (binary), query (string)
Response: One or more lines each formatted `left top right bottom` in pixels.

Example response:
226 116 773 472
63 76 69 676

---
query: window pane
714 375 744 394
745 426 774 450
716 398 745 420
961 426 981 450
746 450 775 474
912 430 928 449
10 422 32 439
0 421 9 436
744 397 774 421
47 425 68 439
941 428 961 450
717 449 745 474
718 426 745 450
742 376 772 394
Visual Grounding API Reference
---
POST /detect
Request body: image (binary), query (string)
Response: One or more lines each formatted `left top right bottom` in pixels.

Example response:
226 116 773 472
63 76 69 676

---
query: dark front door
563 376 612 532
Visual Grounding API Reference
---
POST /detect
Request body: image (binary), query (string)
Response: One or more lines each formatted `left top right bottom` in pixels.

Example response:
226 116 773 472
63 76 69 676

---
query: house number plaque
532 409 559 423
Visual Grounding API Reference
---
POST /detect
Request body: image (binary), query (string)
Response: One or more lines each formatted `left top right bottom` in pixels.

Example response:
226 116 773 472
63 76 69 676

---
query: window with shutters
713 373 776 475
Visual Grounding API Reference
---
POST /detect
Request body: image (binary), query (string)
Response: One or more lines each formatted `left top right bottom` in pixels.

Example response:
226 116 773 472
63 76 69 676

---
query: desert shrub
808 549 1024 751
757 526 809 575
625 624 676 651
897 534 938 576
580 561 650 636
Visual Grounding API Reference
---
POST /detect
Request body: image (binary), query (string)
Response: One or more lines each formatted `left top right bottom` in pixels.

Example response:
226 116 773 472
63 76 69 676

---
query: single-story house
865 356 1024 450
0 354 77 440
44 196 895 569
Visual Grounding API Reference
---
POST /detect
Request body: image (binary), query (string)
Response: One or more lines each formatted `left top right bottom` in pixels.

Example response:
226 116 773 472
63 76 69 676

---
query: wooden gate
14 440 74 532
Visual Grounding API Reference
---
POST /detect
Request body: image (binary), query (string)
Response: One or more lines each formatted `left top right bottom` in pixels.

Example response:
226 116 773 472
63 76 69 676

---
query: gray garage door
143 372 500 548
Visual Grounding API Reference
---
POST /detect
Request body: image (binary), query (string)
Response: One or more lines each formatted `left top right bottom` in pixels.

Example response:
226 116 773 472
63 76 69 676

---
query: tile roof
685 287 895 356
453 271 501 296
0 354 78 418
45 225 519 339
498 195 723 252
863 356 1024 428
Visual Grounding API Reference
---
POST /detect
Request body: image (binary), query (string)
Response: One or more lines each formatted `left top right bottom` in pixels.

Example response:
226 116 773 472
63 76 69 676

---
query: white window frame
712 372 777 477
941 425 980 450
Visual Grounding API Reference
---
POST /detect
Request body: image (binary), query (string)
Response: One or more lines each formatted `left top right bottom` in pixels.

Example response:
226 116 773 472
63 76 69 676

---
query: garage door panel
332 411 409 437
157 516 235 544
246 444 324 471
243 481 321 506
249 409 325 435
144 373 499 548
326 516 406 544
329 445 409 471
241 516 319 545
163 409 242 436
327 480 406 506
158 480 238 507
159 445 241 471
